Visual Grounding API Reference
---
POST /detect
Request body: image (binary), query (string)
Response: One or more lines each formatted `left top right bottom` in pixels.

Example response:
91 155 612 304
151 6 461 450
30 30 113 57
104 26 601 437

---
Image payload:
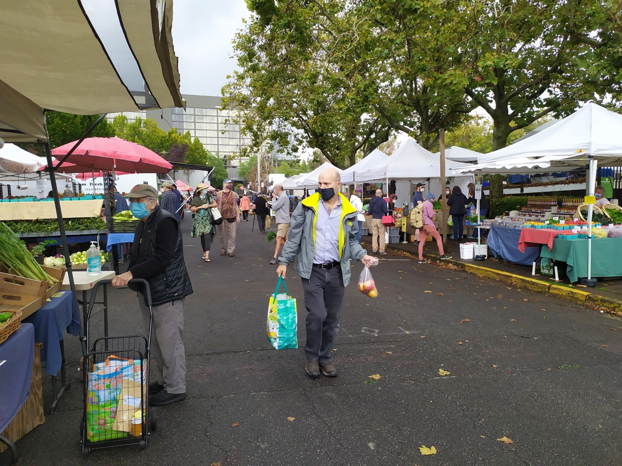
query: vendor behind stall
595 185 610 207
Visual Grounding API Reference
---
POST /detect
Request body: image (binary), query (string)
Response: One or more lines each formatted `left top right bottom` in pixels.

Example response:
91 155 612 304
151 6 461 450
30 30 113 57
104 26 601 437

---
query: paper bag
112 379 143 432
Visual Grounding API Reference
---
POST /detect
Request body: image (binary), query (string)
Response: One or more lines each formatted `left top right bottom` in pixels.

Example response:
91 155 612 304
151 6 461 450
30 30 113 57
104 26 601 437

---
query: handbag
210 207 223 225
381 201 394 226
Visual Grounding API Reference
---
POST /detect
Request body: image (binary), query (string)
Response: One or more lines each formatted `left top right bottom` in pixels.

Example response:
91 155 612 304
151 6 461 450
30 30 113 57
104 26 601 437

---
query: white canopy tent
438 146 482 163
340 148 389 184
282 173 308 190
356 137 475 206
0 143 46 173
294 162 343 189
471 103 622 285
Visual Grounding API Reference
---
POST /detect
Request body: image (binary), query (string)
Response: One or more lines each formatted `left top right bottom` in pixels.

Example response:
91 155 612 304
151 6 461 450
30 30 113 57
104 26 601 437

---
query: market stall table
518 227 559 252
540 236 622 283
0 323 34 459
487 225 541 266
22 291 80 413
62 271 115 355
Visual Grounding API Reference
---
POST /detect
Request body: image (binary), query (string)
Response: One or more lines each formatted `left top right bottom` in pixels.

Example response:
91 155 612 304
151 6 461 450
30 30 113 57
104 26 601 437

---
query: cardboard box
0 343 45 453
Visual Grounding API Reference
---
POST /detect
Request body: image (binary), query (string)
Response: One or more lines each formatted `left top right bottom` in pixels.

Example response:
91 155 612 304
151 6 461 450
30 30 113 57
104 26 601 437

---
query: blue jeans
355 220 362 243
452 214 464 240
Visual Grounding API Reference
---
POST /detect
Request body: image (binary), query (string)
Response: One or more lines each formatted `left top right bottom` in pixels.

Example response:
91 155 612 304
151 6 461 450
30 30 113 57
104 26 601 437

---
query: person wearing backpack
412 183 425 244
418 193 452 264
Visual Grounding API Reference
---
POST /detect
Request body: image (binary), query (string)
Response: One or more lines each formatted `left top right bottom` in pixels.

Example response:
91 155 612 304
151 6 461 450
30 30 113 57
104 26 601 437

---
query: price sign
474 176 483 200
584 195 596 205
36 179 46 199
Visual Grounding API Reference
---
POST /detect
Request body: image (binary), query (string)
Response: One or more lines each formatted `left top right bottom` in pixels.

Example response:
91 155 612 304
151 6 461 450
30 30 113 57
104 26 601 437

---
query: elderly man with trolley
112 183 193 406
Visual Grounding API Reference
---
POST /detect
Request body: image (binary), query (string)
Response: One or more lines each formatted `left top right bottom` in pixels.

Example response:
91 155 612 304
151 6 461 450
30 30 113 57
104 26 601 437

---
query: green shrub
491 196 528 216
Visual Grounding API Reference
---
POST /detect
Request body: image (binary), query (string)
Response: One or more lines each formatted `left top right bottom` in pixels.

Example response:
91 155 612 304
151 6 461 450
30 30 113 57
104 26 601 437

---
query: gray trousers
139 297 187 394
301 266 345 362
219 220 237 254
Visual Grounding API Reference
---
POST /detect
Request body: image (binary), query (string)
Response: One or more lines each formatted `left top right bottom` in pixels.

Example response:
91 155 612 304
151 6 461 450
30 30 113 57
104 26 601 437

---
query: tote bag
267 277 298 350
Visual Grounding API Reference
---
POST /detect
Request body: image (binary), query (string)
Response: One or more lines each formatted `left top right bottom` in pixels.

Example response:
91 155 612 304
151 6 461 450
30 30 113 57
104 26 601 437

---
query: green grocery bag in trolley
267 276 298 349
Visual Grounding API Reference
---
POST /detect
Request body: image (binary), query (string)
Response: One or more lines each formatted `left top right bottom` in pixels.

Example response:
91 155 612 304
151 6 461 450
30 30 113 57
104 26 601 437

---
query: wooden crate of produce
0 343 45 453
0 275 44 321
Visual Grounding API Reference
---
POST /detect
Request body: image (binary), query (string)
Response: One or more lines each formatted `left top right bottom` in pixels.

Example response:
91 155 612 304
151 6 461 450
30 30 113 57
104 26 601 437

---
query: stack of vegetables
606 209 622 224
0 222 57 286
111 210 140 233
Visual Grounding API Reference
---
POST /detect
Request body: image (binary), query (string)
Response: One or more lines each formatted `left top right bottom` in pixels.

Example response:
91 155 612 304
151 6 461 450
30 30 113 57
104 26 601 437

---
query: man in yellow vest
277 167 376 378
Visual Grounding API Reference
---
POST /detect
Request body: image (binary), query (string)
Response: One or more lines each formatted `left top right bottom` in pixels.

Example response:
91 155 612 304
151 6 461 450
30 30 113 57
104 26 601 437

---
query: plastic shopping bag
267 276 298 350
358 258 379 298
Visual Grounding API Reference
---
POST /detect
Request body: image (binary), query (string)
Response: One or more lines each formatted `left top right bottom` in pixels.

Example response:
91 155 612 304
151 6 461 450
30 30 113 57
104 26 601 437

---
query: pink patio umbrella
51 137 172 174
175 179 193 192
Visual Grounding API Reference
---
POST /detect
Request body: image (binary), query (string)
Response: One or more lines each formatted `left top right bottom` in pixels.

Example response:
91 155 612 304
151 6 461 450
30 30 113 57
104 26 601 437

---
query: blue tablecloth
487 225 541 266
22 291 81 376
0 323 34 432
106 232 135 252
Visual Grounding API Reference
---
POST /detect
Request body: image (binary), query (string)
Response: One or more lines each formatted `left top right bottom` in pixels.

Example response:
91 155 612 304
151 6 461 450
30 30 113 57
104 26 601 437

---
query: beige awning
0 0 183 143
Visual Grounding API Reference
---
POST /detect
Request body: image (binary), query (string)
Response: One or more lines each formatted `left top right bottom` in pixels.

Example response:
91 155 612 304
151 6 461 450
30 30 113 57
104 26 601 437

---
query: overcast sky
172 0 250 97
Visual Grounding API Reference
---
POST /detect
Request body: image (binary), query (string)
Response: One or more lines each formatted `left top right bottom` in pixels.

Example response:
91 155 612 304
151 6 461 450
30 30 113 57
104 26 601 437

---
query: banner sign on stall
584 195 596 205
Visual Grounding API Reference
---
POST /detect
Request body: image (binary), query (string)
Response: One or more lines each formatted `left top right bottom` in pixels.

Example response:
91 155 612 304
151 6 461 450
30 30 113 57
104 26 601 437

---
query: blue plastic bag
267 277 298 350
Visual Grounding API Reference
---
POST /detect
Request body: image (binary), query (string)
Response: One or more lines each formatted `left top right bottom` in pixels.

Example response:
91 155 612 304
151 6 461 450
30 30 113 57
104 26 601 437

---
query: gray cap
127 184 158 199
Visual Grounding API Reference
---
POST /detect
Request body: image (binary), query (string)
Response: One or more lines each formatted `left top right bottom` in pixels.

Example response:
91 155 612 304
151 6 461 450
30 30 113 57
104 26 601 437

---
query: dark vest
130 206 193 306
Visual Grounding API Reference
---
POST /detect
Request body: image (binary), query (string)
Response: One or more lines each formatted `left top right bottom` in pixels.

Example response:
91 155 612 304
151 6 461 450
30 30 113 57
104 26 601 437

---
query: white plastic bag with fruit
358 264 378 298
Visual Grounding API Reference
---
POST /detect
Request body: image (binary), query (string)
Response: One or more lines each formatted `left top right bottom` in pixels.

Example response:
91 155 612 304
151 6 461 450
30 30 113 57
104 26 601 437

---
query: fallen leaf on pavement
497 436 513 444
386 351 393 354
419 445 437 455
438 369 451 376
287 417 295 422
424 290 432 293
523 298 529 302
437 293 444 296
510 319 517 322
492 365 497 368
211 463 222 466
460 318 471 323
602 345 609 348
458 342 463 345
369 374 381 380
231 422 240 427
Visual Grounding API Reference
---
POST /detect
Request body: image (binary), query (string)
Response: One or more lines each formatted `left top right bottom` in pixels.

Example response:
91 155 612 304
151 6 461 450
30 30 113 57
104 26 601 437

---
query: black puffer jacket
447 193 468 215
129 207 193 306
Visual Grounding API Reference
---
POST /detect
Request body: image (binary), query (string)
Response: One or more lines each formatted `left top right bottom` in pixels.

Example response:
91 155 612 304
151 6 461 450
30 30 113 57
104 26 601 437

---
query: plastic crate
360 228 369 236
388 234 400 243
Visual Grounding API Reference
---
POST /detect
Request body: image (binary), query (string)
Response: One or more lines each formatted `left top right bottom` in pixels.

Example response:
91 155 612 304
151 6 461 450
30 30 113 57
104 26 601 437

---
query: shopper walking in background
447 186 468 241
160 182 180 222
412 183 425 244
368 188 388 256
239 193 251 221
190 183 217 262
270 184 291 265
418 192 452 263
216 179 240 257
253 194 268 233
349 187 365 244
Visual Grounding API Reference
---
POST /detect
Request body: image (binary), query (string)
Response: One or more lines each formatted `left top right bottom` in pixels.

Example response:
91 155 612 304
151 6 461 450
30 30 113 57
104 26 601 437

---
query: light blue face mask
130 201 151 219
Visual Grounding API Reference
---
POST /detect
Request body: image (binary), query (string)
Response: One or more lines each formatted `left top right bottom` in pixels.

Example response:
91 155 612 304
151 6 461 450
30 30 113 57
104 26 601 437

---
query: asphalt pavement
3 214 622 466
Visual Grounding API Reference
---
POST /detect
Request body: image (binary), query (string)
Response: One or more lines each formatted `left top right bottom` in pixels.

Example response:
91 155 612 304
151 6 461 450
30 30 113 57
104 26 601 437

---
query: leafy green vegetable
0 223 57 285
3 218 106 234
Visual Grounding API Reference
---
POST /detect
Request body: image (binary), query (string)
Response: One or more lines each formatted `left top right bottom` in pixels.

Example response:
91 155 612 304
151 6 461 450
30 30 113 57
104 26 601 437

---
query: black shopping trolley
80 279 157 455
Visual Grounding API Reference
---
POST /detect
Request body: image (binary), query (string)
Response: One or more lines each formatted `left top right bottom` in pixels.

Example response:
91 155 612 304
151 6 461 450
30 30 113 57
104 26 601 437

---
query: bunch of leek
0 222 57 285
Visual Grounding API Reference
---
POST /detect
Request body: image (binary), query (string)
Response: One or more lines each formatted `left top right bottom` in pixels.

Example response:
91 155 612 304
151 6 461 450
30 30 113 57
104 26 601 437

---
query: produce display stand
19 230 108 246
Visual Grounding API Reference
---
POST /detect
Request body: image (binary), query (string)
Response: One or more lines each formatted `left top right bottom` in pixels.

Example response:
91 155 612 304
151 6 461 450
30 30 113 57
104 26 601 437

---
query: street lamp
215 105 222 164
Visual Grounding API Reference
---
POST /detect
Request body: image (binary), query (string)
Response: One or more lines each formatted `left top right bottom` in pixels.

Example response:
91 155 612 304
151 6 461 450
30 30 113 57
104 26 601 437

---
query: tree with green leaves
223 0 393 169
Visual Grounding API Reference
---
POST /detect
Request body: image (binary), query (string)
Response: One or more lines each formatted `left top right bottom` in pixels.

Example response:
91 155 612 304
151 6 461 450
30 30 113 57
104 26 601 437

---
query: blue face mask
130 201 151 219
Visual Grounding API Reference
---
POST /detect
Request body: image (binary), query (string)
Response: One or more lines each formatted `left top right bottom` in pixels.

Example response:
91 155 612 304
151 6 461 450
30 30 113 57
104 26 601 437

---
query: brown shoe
220 249 226 256
228 253 235 257
319 362 337 377
305 359 320 378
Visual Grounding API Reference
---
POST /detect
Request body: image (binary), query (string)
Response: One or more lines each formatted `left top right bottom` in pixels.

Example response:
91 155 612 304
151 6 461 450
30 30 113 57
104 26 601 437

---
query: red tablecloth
518 228 559 252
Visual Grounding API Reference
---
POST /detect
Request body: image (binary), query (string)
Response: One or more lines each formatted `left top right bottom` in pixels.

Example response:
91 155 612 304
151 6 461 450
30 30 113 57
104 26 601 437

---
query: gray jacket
278 193 367 287
272 191 291 224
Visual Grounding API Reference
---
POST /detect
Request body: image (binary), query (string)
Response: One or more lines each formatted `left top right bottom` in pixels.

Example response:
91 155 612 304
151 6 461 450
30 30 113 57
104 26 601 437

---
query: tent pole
583 158 598 287
440 129 447 245
477 170 481 248
44 142 85 353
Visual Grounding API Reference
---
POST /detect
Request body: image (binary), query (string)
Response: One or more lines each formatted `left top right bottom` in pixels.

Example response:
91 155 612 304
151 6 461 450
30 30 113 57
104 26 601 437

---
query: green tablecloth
540 237 622 283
